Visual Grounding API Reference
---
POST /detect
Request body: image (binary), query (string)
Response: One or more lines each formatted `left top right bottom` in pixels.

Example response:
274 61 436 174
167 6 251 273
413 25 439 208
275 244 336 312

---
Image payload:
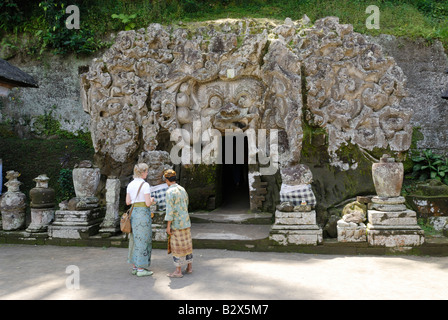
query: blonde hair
133 163 149 178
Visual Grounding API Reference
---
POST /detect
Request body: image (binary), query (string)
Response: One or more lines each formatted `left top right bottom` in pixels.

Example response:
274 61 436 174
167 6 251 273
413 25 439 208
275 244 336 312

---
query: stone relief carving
80 16 413 176
295 17 412 168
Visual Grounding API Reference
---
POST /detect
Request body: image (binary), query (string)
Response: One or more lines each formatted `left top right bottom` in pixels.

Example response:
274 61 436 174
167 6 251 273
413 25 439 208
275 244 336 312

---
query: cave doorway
219 133 250 213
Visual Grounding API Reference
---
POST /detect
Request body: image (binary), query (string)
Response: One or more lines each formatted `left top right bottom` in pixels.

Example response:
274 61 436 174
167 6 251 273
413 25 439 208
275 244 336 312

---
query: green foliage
33 109 61 137
38 0 98 55
412 149 448 185
1 0 448 56
417 218 440 236
0 136 94 200
57 168 75 201
31 107 93 149
111 13 137 31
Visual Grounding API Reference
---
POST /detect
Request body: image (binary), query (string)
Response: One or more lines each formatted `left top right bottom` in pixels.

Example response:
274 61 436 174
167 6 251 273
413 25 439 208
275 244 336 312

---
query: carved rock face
196 78 265 132
80 17 412 177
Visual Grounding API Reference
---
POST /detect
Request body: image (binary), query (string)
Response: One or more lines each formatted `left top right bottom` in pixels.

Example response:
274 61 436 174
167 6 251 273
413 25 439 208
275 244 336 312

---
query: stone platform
47 208 105 240
270 210 323 246
366 196 425 247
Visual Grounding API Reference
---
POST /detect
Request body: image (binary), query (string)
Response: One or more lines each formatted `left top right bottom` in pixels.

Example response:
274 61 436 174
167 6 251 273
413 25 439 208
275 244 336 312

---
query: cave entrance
219 133 250 213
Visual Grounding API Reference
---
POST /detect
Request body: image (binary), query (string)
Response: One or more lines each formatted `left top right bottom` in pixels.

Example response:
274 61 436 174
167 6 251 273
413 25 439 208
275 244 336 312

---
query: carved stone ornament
80 17 413 176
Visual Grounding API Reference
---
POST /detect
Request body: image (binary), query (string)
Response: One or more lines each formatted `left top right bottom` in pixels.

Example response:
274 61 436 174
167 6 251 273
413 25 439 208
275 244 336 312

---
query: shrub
57 168 75 201
412 149 448 185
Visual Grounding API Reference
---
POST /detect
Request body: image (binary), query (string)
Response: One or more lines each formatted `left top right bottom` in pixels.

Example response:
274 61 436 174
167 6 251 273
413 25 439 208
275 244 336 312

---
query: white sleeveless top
126 178 151 203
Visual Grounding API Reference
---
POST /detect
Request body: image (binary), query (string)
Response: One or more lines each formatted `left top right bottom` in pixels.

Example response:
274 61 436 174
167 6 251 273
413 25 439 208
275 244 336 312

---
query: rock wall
368 35 448 155
0 53 98 138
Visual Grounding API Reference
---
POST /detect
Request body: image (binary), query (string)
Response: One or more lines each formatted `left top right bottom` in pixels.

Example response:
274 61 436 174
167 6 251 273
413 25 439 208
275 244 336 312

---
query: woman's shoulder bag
120 181 145 234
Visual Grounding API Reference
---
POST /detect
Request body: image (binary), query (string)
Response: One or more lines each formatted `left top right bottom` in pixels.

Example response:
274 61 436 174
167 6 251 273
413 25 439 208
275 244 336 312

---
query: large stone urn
372 154 404 197
72 160 101 201
26 174 56 233
0 171 26 231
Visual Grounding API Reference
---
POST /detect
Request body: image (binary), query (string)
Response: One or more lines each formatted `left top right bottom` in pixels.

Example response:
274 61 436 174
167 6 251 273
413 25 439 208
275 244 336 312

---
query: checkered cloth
151 183 168 211
169 228 193 267
279 184 316 207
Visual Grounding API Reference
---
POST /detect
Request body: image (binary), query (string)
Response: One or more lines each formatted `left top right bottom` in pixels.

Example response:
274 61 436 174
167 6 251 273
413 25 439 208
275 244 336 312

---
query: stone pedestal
27 208 55 233
48 208 105 239
367 196 424 247
99 178 120 237
270 207 322 245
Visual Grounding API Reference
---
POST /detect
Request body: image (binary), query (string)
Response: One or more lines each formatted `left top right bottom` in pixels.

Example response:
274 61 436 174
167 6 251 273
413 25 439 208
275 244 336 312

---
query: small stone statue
0 171 26 231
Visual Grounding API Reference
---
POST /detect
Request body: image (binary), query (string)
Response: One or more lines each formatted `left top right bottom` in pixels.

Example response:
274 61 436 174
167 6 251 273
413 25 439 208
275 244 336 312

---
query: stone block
270 226 323 245
366 224 425 247
274 210 316 225
370 203 407 212
337 220 367 242
367 209 417 226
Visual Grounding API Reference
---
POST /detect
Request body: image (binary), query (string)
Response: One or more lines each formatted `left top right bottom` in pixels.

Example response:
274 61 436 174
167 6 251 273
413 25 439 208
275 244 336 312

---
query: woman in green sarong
126 163 155 277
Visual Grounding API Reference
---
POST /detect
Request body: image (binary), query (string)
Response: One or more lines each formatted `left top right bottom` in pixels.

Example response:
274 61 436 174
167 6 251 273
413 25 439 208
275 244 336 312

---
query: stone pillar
99 177 120 237
48 161 104 239
366 155 424 247
26 174 55 233
0 171 26 231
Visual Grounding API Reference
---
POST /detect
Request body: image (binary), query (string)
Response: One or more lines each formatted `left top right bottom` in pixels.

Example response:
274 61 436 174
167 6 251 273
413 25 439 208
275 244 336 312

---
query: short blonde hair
133 163 149 178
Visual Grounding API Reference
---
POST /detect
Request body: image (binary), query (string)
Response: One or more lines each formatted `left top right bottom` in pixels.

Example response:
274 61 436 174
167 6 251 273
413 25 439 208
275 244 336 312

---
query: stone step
191 223 271 241
190 211 273 225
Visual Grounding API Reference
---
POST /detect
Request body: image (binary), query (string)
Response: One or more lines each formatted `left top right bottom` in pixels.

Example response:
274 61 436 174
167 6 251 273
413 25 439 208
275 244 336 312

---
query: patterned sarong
127 207 152 269
169 228 193 267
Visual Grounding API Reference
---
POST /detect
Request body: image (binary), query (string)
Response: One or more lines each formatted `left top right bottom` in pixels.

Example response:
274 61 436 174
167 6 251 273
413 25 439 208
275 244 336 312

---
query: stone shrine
48 161 105 239
270 164 322 245
26 174 55 233
366 155 424 247
0 171 26 231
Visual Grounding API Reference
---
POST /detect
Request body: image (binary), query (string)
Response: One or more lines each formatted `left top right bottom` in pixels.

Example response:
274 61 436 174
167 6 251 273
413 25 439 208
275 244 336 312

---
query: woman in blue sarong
126 163 155 277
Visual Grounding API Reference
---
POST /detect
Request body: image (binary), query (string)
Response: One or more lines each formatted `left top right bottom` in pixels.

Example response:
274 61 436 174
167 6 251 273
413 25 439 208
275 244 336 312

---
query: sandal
167 272 183 278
